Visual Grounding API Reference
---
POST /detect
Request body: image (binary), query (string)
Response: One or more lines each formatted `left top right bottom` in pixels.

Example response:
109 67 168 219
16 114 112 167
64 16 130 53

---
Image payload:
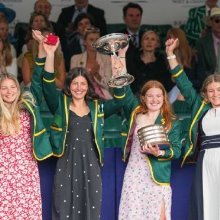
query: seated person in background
196 7 220 85
22 27 65 89
184 0 218 47
56 0 107 38
63 13 94 71
0 3 15 23
120 2 144 68
128 30 174 95
21 12 51 54
70 27 112 100
0 19 17 77
0 37 17 77
14 0 55 56
167 28 201 92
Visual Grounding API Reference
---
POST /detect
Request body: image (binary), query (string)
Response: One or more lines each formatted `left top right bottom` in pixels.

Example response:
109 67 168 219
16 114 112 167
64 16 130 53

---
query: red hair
135 80 175 130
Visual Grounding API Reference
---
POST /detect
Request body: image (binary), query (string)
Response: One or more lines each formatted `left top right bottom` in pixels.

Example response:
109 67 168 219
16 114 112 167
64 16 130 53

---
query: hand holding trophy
92 33 134 87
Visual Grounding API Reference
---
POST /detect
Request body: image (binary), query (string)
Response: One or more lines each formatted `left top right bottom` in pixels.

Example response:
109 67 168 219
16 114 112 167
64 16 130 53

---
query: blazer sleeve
30 57 46 106
42 70 61 114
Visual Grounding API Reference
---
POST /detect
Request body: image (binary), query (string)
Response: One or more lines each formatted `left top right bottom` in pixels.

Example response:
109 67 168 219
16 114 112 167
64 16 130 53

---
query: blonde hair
166 28 192 68
0 73 35 135
140 30 160 49
201 74 220 102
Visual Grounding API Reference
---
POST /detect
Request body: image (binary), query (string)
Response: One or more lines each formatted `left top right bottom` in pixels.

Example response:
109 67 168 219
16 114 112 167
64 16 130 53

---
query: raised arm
30 30 47 105
165 38 199 106
42 37 61 114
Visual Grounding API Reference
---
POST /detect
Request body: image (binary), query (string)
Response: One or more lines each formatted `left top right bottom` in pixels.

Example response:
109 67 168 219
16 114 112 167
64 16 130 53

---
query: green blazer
185 5 206 47
170 65 211 166
120 88 182 185
42 70 127 165
23 58 53 160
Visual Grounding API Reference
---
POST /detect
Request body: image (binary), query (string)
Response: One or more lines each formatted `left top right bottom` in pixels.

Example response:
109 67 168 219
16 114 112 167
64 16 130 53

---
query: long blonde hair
0 73 35 135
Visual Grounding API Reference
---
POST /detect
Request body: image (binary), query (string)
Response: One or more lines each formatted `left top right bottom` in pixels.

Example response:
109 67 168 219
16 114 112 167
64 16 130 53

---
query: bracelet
167 54 176 60
120 56 126 58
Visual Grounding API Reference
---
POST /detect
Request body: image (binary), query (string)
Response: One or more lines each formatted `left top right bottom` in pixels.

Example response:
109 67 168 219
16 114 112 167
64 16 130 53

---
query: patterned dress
52 111 102 220
119 124 171 220
0 110 42 220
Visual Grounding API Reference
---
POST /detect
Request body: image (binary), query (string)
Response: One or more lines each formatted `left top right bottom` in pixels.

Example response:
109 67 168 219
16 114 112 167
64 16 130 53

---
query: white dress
118 124 171 220
201 108 220 220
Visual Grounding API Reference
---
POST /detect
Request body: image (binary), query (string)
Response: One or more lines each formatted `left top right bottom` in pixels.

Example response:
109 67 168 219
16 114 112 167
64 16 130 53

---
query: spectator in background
14 0 55 56
0 19 17 77
120 2 143 50
56 0 107 38
0 3 16 23
196 7 220 86
21 27 65 89
63 13 94 71
127 30 174 95
0 37 17 77
184 0 218 47
70 27 112 100
120 2 144 70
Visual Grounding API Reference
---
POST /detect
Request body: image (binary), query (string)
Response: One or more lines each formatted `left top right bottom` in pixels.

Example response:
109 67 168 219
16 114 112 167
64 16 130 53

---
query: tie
216 41 220 74
132 34 138 48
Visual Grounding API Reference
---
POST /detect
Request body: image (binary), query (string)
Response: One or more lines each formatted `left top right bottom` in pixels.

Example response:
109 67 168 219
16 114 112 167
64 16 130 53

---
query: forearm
45 54 55 73
166 51 179 70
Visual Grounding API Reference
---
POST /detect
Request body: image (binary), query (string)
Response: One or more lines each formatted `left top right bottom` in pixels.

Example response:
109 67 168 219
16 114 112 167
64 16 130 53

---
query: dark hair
63 67 99 100
123 2 143 17
73 13 95 31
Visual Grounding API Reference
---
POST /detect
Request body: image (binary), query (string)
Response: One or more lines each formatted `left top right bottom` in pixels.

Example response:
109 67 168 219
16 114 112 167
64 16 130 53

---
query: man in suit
196 7 220 86
184 0 218 47
56 0 107 37
119 2 143 75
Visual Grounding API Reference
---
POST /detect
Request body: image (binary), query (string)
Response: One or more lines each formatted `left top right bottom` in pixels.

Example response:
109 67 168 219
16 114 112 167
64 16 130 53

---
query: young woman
70 27 112 100
116 47 182 220
0 32 53 219
166 37 220 220
33 30 128 220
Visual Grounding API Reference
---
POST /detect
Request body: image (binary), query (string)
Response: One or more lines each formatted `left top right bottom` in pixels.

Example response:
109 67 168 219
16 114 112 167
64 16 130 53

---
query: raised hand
165 38 179 55
43 36 60 56
32 30 44 43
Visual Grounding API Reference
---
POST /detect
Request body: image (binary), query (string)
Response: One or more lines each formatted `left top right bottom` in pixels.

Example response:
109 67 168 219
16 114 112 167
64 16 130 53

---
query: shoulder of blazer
62 5 75 13
87 4 104 14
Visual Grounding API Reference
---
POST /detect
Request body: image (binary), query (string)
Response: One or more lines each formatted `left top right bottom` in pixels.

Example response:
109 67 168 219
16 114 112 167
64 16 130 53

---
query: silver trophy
137 124 170 150
92 33 134 88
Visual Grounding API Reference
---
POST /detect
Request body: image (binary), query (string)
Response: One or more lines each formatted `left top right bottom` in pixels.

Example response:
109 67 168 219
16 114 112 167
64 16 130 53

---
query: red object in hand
45 33 58 45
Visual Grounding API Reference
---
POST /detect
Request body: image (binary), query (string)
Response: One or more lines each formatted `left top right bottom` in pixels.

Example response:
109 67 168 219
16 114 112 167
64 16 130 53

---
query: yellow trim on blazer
172 69 183 78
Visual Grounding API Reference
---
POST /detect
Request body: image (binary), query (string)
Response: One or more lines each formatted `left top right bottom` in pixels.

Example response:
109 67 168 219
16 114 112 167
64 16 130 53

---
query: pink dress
0 110 42 220
119 124 171 220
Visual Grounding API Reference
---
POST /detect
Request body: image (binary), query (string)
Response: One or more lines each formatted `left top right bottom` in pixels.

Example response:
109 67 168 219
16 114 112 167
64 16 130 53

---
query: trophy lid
92 33 130 55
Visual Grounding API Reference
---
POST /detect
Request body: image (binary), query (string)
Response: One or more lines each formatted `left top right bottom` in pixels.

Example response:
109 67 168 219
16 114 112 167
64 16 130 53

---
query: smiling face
70 75 88 100
0 78 19 104
77 18 92 36
141 31 160 52
206 81 220 108
142 87 164 113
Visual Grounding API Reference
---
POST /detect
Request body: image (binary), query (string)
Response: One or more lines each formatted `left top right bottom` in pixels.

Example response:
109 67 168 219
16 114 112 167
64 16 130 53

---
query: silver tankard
137 124 170 149
92 33 134 88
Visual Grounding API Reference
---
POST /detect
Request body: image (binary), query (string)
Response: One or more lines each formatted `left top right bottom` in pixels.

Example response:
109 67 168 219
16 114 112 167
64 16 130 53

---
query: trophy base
108 74 134 88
